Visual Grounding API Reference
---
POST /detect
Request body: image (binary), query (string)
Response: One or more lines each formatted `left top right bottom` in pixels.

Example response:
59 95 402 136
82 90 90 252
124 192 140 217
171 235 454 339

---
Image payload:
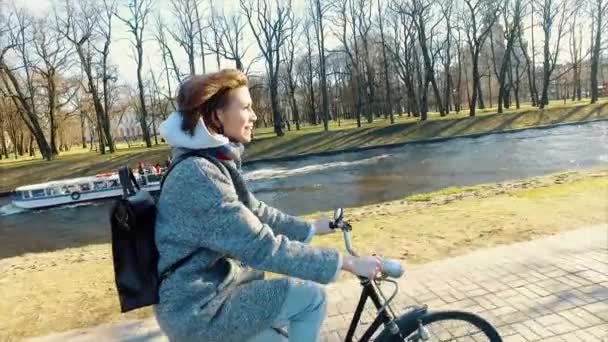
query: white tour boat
12 170 164 210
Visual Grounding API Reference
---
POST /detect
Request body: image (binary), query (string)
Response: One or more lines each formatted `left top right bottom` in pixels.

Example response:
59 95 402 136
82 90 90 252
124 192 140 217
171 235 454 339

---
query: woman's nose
250 110 257 122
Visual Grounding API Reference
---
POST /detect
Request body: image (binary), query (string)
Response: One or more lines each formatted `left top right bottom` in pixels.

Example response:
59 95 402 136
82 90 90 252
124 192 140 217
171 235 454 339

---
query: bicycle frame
344 276 428 342
345 277 394 341
332 208 428 342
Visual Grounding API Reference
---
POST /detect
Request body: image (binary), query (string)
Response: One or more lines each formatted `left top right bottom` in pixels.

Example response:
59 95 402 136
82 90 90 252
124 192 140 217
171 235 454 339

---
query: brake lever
330 220 352 231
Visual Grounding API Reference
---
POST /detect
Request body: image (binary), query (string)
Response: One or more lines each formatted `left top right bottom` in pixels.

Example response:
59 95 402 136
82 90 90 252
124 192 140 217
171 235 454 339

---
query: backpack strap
160 150 248 205
118 166 141 198
159 151 208 189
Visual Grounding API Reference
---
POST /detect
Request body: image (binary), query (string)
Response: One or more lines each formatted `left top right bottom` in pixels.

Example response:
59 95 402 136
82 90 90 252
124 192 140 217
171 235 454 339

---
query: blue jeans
246 280 328 342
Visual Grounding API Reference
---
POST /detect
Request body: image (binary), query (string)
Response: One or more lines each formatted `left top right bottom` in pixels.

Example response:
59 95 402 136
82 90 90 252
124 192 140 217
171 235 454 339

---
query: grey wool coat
154 112 342 342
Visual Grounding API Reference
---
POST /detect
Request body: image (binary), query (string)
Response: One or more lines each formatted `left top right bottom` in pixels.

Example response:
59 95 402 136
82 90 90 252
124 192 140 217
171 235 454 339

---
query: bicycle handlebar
331 209 404 279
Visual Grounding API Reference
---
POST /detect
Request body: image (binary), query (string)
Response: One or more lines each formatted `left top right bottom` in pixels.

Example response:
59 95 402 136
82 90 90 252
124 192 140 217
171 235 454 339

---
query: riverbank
1 102 607 193
1 168 606 340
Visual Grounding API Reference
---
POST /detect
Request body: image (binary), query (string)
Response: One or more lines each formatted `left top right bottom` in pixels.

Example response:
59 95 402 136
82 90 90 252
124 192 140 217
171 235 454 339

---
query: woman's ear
212 109 225 135
215 108 225 125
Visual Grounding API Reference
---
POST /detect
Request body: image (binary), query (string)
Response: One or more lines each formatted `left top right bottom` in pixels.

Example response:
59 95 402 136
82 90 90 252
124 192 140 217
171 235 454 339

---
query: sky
9 0 310 85
8 0 596 89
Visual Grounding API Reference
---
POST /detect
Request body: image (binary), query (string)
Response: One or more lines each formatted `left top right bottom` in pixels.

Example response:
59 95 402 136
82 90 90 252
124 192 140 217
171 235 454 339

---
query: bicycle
324 207 503 342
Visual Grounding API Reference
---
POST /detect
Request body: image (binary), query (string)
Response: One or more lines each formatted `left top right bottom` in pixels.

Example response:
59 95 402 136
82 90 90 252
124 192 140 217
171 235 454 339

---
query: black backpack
110 151 219 312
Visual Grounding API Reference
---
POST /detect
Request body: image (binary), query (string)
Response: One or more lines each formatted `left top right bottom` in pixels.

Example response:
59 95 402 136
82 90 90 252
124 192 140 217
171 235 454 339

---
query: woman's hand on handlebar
312 216 337 236
341 255 383 279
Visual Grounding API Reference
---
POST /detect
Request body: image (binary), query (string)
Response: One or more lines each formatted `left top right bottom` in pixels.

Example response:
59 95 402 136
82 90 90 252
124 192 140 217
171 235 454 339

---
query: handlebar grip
382 259 404 278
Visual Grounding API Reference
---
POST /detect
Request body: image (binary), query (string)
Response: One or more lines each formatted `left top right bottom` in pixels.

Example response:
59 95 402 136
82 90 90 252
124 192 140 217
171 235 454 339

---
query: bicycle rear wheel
375 310 502 342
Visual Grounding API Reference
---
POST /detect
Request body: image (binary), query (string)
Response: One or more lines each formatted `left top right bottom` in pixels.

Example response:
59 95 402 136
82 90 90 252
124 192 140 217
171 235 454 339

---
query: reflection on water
1 121 606 258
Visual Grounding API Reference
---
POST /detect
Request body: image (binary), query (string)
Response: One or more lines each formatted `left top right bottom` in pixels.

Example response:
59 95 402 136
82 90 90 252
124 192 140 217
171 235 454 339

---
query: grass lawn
0 168 606 340
1 100 607 193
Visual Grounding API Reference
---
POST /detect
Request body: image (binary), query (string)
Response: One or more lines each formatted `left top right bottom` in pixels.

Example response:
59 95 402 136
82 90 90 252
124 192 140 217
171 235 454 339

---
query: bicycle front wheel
375 310 502 342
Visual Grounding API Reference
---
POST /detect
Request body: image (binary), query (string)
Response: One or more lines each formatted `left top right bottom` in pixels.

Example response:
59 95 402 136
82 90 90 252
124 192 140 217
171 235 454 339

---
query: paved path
27 225 608 342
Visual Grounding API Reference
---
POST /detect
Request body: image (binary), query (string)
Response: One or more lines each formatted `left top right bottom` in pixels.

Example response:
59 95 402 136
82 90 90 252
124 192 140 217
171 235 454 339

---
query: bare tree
169 0 199 75
387 2 421 117
94 0 117 152
517 3 539 106
0 9 54 160
282 19 301 130
32 17 78 155
303 19 318 125
311 0 331 130
208 0 223 70
354 0 377 122
492 0 525 113
394 0 445 120
194 0 206 73
568 5 583 101
206 10 250 71
116 0 154 147
590 0 607 103
240 0 293 136
377 0 394 123
536 0 570 108
460 0 501 116
154 15 182 85
332 0 363 126
56 0 115 153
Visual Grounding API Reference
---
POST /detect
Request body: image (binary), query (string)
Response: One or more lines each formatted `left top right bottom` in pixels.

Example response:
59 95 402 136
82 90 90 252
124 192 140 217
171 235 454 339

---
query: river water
1 121 606 259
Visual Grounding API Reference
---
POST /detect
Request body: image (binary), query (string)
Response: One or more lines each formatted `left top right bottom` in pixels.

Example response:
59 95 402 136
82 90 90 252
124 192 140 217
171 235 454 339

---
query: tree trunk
456 35 463 113
102 56 115 152
152 115 158 145
590 1 603 103
305 30 317 126
195 2 206 74
477 73 486 109
1 65 53 160
349 71 362 127
290 90 300 130
47 74 59 155
487 72 492 108
80 110 87 149
416 16 445 116
531 5 539 106
315 0 330 131
377 0 393 123
28 135 34 157
540 24 551 108
137 44 152 147
74 45 111 154
470 50 482 117
0 126 7 159
497 29 518 113
18 133 24 156
362 42 375 123
269 70 284 136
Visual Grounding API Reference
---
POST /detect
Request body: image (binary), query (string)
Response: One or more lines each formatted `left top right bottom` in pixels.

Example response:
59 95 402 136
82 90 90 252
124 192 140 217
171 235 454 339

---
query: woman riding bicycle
155 69 383 342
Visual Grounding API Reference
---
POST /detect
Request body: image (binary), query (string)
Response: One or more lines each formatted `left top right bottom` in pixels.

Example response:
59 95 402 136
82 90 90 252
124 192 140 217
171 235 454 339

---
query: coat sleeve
246 192 315 243
169 158 342 284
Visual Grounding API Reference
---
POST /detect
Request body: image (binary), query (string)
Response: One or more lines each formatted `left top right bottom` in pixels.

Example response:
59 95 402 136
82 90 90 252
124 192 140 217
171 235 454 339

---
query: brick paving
27 224 608 342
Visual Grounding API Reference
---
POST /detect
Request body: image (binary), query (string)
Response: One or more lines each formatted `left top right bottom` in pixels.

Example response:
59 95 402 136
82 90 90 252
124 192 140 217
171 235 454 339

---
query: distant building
83 111 164 144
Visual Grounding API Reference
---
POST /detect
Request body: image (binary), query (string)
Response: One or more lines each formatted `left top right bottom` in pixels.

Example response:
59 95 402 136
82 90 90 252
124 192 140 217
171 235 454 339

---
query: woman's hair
176 69 249 136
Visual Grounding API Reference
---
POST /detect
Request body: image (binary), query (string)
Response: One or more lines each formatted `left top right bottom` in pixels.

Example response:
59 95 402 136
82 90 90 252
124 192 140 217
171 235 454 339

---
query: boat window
138 176 148 186
31 189 46 198
147 174 162 183
46 187 60 196
93 181 107 190
79 183 91 192
108 179 119 188
19 191 32 199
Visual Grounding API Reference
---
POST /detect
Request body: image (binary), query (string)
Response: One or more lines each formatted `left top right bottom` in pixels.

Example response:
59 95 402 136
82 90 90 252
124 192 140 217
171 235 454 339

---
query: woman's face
217 86 257 144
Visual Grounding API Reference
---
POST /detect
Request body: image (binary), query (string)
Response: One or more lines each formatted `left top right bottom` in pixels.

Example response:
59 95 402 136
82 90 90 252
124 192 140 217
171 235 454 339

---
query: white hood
159 111 229 149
